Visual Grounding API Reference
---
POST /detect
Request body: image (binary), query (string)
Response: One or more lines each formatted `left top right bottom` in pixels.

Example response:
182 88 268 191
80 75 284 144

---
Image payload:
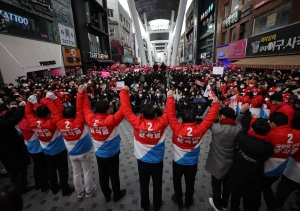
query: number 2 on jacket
187 127 193 136
148 123 153 131
287 134 293 144
65 121 70 129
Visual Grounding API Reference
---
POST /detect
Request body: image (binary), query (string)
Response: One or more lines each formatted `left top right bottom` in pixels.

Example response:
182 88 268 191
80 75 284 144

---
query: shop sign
0 3 54 42
254 0 271 10
241 5 251 19
58 23 76 47
0 14 10 32
201 52 211 59
218 52 225 57
89 52 105 59
200 3 214 21
62 47 81 66
39 60 56 66
222 10 241 28
246 22 300 57
19 0 53 17
109 28 115 37
228 39 247 59
108 19 118 25
266 13 277 28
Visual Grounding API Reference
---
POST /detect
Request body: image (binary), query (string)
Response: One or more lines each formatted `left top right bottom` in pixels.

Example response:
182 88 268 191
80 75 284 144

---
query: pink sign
52 70 61 76
101 71 110 78
228 39 247 59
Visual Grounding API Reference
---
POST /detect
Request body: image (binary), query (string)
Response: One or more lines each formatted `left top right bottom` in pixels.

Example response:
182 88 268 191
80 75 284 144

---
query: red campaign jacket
166 97 220 165
250 94 264 108
270 102 295 127
238 95 251 105
265 100 273 109
25 99 65 155
120 89 169 163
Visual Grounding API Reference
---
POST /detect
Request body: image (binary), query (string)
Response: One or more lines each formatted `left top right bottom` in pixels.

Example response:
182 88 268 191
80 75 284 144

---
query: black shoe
20 185 34 194
172 194 183 209
62 186 75 196
184 198 194 209
51 185 60 195
105 189 112 203
113 189 126 202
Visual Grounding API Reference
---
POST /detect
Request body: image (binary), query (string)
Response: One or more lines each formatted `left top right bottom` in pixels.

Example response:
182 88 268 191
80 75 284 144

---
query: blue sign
218 52 225 57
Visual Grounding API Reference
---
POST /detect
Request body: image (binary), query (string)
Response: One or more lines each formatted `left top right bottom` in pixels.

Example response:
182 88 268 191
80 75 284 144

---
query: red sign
254 0 271 10
228 39 247 59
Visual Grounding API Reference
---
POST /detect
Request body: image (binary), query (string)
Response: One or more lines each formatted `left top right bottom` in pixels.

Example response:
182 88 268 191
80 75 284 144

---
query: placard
101 71 110 78
115 81 124 90
213 67 224 75
52 70 61 76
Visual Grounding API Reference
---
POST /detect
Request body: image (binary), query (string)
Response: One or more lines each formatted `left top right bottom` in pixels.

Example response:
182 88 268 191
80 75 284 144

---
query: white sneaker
209 197 221 211
86 186 97 198
221 207 227 211
78 191 84 198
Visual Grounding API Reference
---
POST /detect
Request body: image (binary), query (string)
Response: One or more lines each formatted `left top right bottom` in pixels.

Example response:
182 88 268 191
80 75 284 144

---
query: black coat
0 106 30 172
226 111 274 197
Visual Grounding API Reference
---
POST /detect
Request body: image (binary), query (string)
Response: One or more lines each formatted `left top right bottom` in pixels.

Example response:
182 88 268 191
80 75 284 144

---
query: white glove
265 97 269 102
46 92 57 100
28 94 38 104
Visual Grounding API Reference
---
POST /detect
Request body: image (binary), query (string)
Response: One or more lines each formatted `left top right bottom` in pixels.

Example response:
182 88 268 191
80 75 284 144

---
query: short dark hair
63 106 76 118
251 119 271 136
5 98 17 105
270 93 283 102
269 112 288 126
95 100 110 113
36 105 51 118
219 107 235 119
182 111 196 123
142 104 156 119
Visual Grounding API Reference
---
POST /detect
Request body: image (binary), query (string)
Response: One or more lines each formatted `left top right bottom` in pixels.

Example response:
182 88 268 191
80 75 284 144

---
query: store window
108 9 113 17
239 21 249 39
120 14 123 22
124 48 132 56
230 27 236 42
200 34 214 47
222 32 227 44
88 33 102 53
111 46 118 55
253 2 291 35
224 3 229 18
231 0 239 12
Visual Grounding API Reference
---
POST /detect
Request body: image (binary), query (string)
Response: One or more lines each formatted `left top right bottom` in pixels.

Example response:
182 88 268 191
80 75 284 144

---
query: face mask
184 89 187 91
139 94 142 97
166 89 168 91
150 88 153 91
8 86 12 89
276 88 282 92
184 103 187 105
294 78 299 80
104 94 106 96
240 86 245 89
253 92 257 96
143 90 145 92
298 95 300 99
230 87 233 89
10 105 17 108
68 89 72 92
249 84 254 87
183 96 185 98
157 94 160 96
198 106 201 108
269 92 274 96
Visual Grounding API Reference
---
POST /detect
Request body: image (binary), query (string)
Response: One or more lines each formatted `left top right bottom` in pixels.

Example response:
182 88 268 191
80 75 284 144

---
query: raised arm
166 91 181 131
235 103 249 130
25 95 38 125
83 92 95 121
197 98 220 136
73 85 85 128
120 87 138 127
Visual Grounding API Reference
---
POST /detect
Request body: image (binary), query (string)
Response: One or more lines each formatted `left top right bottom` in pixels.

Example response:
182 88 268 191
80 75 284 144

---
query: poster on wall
266 13 277 28
109 28 115 37
58 23 76 47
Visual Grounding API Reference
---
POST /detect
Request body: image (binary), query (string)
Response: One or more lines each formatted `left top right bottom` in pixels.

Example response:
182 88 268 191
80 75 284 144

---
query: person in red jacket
250 88 264 117
238 89 251 106
269 93 295 126
166 90 220 209
25 94 74 196
82 90 126 203
120 86 169 211
45 85 96 198
263 112 300 211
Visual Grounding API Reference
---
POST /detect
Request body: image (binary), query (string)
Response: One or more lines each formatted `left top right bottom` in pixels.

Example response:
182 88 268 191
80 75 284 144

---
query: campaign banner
203 84 216 99
195 80 204 87
52 70 61 76
115 81 125 90
213 67 224 75
228 39 247 59
101 71 110 78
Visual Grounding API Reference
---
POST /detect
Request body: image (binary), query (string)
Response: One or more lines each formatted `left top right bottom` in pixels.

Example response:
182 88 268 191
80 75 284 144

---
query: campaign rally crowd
0 63 300 211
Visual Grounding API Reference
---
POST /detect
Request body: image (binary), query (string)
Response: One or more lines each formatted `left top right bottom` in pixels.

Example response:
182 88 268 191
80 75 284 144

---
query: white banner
213 67 224 75
58 23 76 47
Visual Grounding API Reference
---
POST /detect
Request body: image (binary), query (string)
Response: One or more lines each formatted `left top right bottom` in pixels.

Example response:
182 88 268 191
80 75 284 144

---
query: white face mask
68 89 71 92
184 89 187 91
139 94 142 97
249 84 254 87
298 95 300 99
269 92 274 96
10 105 17 108
276 88 282 92
240 86 245 89
253 92 257 96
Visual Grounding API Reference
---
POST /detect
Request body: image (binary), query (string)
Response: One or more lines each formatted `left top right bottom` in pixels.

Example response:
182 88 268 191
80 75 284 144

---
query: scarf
247 130 270 142
220 118 237 126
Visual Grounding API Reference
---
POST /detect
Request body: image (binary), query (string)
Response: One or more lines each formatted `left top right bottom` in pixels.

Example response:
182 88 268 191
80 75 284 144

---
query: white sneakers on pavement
209 197 221 211
86 186 97 198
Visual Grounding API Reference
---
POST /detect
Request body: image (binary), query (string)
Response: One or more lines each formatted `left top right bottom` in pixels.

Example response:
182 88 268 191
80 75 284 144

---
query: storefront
216 44 230 67
232 22 300 69
0 2 65 84
62 47 82 75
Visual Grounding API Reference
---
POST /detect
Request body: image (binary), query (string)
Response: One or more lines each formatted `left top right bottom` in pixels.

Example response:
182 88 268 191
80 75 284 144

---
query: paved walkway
1 119 298 211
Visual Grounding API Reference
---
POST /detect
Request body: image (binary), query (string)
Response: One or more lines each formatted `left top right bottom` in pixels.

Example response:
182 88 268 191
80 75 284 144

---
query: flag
228 95 238 114
195 80 204 87
110 61 120 70
203 84 216 99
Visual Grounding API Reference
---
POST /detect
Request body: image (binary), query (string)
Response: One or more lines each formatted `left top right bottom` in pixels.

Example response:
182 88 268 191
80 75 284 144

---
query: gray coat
205 112 244 179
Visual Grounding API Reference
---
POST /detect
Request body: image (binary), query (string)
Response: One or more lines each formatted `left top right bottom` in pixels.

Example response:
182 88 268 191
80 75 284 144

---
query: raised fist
28 94 37 104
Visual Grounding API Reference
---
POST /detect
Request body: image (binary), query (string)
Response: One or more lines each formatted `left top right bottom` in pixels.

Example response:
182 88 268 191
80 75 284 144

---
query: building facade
216 0 300 69
71 0 112 73
107 0 134 65
0 0 77 84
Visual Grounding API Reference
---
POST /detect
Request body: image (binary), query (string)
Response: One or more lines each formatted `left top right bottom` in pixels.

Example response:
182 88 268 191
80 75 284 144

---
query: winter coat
0 107 30 172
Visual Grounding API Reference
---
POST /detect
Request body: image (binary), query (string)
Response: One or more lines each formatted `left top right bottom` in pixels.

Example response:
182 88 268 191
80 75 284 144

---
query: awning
232 55 300 70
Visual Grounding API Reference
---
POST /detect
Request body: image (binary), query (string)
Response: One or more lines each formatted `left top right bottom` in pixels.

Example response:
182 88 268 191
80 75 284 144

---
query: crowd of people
0 63 300 211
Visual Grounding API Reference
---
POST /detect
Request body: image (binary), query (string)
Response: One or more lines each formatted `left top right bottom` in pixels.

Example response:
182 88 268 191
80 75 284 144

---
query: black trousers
96 153 122 199
275 175 300 209
231 193 261 211
262 175 280 211
44 149 70 194
211 175 230 210
137 159 163 210
173 161 197 207
30 152 50 191
8 166 28 192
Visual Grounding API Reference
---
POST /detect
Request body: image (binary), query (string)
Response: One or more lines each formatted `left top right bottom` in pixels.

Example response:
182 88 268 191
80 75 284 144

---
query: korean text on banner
213 67 224 75
203 84 216 99
52 70 61 76
195 80 204 86
115 81 125 90
101 71 110 78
